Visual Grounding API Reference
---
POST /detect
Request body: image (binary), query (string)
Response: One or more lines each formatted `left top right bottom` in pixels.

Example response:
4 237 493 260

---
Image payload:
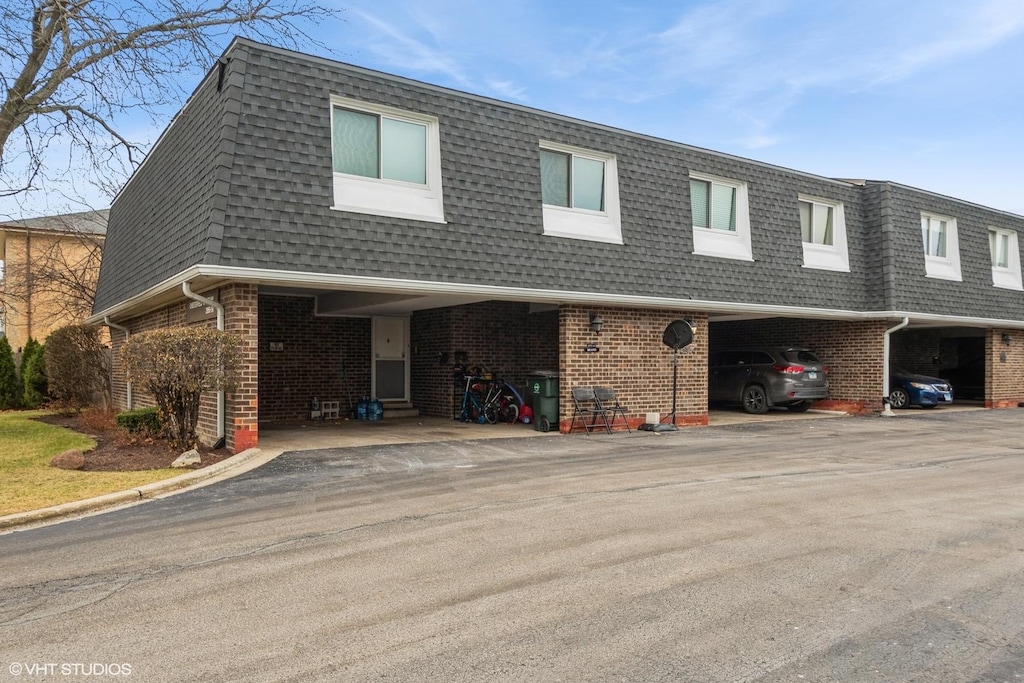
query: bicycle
454 365 522 424
482 376 521 424
455 367 489 423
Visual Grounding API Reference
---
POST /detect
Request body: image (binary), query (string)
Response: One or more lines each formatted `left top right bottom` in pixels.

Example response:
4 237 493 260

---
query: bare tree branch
0 0 342 205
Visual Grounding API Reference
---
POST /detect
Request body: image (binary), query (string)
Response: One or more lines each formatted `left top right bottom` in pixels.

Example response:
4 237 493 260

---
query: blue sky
8 0 1024 218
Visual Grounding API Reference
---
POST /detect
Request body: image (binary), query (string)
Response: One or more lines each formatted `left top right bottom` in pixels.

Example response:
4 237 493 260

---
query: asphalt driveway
2 410 1023 681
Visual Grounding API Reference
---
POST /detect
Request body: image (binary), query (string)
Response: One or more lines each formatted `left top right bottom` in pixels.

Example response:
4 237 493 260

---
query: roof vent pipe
881 317 910 417
104 316 132 410
182 282 225 446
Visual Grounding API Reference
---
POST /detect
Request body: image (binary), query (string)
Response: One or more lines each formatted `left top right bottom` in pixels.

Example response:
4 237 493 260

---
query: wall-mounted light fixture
589 313 604 334
1002 332 1012 346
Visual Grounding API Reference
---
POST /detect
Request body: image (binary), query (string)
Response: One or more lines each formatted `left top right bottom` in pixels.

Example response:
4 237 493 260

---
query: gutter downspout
104 316 132 410
182 282 225 447
881 317 910 417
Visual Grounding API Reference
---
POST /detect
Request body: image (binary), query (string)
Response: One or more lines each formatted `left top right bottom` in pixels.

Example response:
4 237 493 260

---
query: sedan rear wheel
889 387 910 409
742 385 769 414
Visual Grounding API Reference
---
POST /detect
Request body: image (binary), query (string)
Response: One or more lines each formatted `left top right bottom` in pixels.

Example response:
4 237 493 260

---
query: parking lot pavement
1 409 1023 681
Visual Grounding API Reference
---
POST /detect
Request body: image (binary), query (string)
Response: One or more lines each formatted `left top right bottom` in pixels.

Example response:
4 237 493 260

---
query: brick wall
257 295 371 422
1 230 108 351
710 318 887 413
108 299 189 427
986 329 1024 408
107 285 256 451
891 329 966 376
559 306 709 431
411 301 558 418
410 306 455 418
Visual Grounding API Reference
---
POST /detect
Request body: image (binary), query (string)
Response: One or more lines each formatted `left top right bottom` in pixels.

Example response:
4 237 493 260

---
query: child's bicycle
455 365 489 423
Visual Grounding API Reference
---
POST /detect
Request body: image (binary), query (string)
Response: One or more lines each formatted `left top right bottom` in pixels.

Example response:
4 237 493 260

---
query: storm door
372 316 409 401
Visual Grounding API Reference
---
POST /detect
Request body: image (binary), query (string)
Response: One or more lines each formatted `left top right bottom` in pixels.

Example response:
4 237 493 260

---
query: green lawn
0 410 180 517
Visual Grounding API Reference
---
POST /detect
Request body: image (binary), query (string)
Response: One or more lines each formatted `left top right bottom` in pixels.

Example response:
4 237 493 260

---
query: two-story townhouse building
89 38 1024 452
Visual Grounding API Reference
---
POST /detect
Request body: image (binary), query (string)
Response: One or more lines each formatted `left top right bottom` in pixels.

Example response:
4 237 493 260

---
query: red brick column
558 306 709 432
223 283 259 452
986 329 1024 408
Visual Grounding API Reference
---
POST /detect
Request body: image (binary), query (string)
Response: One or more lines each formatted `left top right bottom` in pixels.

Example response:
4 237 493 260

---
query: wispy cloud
337 0 1024 153
867 0 1024 84
573 0 1024 148
346 8 473 88
486 79 528 102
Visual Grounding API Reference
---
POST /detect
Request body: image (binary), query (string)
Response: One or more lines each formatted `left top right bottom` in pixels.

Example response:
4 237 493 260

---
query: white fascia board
88 264 1024 331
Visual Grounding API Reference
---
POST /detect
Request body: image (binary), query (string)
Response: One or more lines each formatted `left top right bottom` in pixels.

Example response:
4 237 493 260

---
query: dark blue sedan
889 369 954 409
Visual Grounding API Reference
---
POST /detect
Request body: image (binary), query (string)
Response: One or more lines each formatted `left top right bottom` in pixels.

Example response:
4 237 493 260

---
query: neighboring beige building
0 209 108 351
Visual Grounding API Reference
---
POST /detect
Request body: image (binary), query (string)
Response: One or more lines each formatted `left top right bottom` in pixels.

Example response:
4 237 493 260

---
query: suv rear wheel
742 385 769 414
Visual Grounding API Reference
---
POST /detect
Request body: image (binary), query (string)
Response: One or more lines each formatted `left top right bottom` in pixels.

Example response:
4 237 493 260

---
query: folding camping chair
594 386 631 433
570 386 612 434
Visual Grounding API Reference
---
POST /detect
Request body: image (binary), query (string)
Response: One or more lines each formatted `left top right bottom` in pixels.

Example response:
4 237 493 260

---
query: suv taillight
774 364 805 374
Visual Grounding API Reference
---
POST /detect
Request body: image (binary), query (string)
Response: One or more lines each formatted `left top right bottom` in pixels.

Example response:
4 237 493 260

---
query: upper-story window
989 227 1023 290
690 178 736 232
333 108 427 183
799 195 849 272
539 142 621 244
922 215 949 257
689 172 752 261
329 96 445 223
541 149 604 211
920 212 961 281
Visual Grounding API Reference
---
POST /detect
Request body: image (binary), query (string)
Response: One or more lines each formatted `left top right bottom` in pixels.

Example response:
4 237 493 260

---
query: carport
707 314 888 416
890 326 986 402
256 286 558 430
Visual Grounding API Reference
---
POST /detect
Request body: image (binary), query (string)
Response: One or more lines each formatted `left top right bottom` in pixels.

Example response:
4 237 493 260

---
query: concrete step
383 403 420 418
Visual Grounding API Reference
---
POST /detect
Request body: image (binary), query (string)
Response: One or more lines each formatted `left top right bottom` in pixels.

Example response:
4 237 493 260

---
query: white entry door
372 316 409 401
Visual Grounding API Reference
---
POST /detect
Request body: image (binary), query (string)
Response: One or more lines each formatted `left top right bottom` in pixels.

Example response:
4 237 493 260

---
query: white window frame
799 194 849 272
689 172 752 261
989 226 1023 290
539 141 622 244
920 212 961 281
329 96 445 223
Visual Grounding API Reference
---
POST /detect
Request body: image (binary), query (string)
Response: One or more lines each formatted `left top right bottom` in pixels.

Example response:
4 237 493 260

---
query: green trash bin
530 371 559 432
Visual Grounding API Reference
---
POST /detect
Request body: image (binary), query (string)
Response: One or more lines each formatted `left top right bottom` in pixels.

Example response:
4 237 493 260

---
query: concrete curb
0 447 278 532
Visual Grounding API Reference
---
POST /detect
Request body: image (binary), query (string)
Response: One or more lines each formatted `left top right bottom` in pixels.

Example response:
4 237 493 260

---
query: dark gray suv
709 348 829 414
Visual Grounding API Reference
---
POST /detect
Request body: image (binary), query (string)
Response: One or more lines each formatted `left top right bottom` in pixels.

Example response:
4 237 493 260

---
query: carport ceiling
707 313 779 323
899 324 987 335
260 286 492 316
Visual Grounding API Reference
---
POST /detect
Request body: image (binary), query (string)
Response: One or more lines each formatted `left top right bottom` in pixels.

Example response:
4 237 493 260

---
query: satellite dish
662 319 694 350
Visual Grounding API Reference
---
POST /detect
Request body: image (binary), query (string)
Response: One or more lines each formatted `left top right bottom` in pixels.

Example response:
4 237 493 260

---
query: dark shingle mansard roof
93 38 1024 324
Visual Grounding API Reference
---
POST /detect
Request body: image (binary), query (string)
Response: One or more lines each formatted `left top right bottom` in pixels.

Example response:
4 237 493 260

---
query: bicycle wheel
483 403 499 424
500 401 519 424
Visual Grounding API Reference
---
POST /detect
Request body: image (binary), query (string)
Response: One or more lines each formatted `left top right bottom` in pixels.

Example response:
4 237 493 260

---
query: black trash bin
530 371 559 432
